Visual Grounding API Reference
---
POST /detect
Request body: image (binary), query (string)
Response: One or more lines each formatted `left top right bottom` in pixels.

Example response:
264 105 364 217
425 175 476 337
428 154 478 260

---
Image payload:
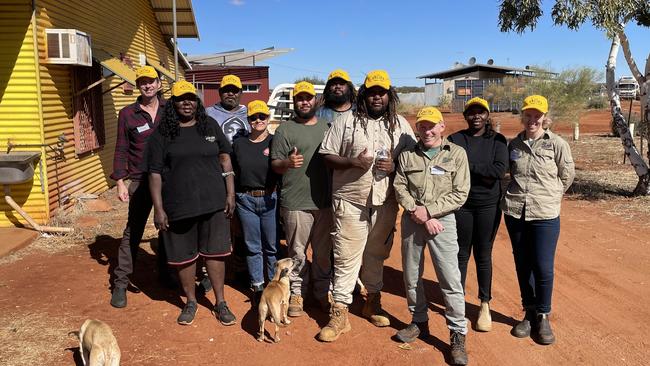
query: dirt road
1 107 648 365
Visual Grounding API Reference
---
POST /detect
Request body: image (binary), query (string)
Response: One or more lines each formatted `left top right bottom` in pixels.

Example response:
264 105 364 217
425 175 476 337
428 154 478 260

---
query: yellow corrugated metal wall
34 0 179 216
0 1 49 227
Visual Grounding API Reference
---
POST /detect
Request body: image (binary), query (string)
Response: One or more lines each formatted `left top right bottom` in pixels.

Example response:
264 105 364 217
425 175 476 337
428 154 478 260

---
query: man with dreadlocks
318 70 416 342
316 69 356 127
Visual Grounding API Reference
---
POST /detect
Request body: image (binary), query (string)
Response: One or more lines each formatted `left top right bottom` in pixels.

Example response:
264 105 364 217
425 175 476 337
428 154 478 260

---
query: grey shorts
161 210 231 265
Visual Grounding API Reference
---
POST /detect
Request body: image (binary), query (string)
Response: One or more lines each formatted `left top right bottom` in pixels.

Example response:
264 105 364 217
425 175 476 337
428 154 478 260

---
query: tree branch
617 29 645 83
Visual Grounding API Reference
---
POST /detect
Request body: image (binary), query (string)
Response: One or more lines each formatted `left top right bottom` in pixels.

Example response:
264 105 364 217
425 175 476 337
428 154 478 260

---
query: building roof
187 47 294 66
418 63 540 80
150 0 199 39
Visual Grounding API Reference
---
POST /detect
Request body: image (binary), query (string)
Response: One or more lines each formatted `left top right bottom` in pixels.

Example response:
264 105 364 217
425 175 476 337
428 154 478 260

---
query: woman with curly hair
147 80 237 327
448 97 508 332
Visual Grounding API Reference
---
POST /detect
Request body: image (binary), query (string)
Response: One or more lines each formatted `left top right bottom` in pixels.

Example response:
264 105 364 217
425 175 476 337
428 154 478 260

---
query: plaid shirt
110 96 166 181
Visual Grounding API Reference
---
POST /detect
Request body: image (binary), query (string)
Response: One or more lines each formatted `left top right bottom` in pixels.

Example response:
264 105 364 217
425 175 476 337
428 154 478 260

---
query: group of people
109 66 575 365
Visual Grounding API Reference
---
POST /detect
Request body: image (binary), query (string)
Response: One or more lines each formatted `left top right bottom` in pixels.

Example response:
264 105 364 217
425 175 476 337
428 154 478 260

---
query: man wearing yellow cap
318 70 416 341
270 81 333 318
206 74 249 143
393 107 470 365
110 66 172 308
316 69 357 126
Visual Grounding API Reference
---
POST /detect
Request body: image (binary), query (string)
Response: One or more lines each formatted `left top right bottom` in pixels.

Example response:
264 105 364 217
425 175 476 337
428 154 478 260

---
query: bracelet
222 171 235 177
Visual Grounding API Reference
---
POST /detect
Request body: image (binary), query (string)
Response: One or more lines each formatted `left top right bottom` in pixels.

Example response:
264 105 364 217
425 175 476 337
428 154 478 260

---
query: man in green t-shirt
271 81 332 317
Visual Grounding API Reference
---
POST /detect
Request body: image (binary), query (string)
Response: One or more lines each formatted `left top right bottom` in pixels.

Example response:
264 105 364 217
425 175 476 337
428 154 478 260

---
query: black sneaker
535 313 556 345
450 331 468 365
198 276 213 294
395 322 429 343
215 301 236 326
110 287 127 308
177 300 198 325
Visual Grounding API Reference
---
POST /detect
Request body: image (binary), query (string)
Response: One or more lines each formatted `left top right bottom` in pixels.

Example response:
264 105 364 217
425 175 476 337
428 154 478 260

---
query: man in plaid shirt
110 66 170 308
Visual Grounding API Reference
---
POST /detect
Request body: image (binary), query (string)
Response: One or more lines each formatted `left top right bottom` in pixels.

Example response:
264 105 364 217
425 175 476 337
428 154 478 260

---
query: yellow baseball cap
328 69 351 82
522 95 548 114
247 100 270 117
364 70 391 90
135 66 158 81
464 97 490 113
293 81 316 96
416 107 444 124
220 74 242 89
171 80 197 97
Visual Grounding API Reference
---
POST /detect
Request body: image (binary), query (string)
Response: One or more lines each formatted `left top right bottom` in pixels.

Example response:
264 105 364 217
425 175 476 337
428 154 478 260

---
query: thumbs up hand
288 146 304 168
354 147 374 171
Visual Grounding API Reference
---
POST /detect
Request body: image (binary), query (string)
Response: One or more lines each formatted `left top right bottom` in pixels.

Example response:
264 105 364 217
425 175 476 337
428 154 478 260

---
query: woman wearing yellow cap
231 100 280 306
147 80 237 327
502 95 575 345
448 97 508 332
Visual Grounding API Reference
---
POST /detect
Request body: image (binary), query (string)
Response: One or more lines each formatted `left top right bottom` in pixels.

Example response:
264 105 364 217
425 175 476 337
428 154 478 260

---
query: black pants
113 179 168 289
455 204 501 302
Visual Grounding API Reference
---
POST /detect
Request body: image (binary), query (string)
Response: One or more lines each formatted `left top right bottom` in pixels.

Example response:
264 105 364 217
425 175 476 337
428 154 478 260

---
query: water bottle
374 145 389 179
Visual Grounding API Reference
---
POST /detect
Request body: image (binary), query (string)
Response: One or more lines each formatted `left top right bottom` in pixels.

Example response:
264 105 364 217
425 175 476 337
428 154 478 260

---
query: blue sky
179 0 649 87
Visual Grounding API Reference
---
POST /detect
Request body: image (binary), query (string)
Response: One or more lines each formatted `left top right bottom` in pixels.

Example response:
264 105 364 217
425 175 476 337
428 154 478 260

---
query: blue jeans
235 192 279 287
504 214 560 314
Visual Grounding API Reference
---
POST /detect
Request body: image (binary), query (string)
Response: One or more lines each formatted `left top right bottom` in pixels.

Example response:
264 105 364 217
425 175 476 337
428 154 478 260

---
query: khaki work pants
331 197 397 305
280 207 333 299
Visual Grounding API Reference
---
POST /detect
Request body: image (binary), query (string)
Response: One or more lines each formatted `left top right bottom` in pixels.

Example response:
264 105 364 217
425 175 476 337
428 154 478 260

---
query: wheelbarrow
0 151 73 233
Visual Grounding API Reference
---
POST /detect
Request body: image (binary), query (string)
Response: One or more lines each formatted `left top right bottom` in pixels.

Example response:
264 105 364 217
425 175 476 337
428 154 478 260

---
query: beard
294 105 317 120
325 88 352 108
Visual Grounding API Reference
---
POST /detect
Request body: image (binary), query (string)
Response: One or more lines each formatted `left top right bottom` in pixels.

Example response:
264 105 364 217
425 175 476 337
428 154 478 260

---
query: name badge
510 149 522 161
430 166 445 175
136 124 151 133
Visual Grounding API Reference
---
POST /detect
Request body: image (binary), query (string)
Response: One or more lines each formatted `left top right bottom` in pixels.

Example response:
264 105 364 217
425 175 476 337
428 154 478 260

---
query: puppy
257 258 295 343
69 319 121 366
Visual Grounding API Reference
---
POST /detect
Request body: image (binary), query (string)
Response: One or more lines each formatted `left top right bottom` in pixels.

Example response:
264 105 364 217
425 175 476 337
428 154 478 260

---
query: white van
267 83 325 132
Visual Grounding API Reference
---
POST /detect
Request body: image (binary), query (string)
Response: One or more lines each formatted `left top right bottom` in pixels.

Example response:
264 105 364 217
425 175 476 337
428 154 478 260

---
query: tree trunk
606 36 650 195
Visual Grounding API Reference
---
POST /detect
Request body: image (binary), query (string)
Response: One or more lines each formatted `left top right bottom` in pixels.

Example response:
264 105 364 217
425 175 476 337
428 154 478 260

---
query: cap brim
522 106 547 113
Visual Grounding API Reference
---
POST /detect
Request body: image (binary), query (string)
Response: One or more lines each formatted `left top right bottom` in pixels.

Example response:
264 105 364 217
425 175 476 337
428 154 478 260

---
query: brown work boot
476 301 492 332
318 302 351 342
450 331 468 365
288 294 304 317
361 292 390 327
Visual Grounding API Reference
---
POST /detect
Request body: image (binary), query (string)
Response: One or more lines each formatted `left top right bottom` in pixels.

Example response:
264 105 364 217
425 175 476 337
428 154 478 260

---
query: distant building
185 66 270 107
418 61 555 112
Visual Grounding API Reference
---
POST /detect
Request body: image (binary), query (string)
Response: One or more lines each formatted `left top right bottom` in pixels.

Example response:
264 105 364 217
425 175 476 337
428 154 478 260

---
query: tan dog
258 258 295 343
69 319 121 366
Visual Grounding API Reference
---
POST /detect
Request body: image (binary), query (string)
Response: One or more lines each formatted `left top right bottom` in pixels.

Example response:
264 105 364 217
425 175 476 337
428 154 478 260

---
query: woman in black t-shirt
148 80 236 326
231 100 280 306
448 97 508 332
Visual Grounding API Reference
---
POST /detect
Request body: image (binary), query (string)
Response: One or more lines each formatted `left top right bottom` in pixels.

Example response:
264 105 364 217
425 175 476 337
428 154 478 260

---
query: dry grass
0 311 76 366
566 135 650 223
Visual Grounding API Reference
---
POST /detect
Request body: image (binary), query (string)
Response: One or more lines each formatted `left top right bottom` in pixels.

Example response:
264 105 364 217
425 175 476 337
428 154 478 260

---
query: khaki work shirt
394 138 470 218
320 112 416 206
501 129 575 220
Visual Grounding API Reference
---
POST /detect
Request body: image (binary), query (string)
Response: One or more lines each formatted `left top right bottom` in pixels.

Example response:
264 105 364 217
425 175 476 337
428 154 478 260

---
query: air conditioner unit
45 29 92 66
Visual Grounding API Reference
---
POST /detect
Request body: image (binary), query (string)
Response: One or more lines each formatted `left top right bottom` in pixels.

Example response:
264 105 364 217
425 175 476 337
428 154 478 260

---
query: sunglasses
249 114 269 123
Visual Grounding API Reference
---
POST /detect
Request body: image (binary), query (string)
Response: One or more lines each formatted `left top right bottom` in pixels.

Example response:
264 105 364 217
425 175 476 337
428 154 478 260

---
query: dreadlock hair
463 106 495 138
354 84 400 139
323 80 357 109
157 96 210 140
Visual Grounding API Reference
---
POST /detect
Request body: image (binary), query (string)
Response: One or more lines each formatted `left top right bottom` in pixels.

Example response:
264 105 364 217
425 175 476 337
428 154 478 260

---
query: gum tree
498 0 650 195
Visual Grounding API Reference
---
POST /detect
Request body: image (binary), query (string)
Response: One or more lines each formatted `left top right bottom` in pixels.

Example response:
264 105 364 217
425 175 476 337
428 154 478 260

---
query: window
242 84 260 93
72 61 105 155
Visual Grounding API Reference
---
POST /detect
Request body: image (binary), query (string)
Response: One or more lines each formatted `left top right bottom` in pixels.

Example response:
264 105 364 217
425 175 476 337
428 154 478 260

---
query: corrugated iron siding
35 0 179 213
0 1 49 227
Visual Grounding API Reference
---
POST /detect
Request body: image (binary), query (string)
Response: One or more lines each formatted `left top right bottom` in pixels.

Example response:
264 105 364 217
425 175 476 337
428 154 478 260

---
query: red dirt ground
1 107 649 365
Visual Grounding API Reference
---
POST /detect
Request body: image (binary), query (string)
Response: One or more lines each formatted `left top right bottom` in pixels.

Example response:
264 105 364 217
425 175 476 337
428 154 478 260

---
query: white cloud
230 0 245 5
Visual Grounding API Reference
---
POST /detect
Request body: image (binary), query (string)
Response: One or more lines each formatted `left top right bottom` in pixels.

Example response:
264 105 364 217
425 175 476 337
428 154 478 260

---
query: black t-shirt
147 117 232 221
448 129 509 207
231 134 278 191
